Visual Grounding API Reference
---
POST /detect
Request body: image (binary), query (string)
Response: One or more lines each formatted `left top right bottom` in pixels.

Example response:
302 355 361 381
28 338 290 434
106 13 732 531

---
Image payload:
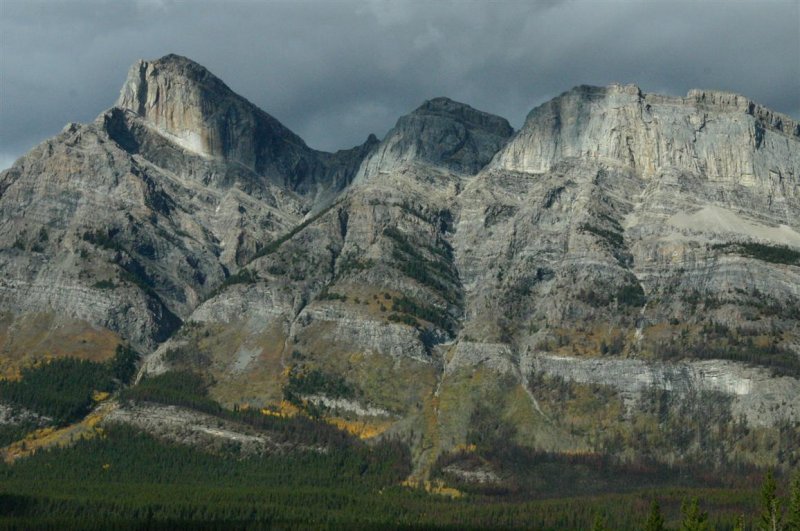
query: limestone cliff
116 54 373 198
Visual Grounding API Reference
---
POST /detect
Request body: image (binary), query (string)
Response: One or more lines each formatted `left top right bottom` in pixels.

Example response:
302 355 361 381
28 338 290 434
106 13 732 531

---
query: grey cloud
1 0 797 168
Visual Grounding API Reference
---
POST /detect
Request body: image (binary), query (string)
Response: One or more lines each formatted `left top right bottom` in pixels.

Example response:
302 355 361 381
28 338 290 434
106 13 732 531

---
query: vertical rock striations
117 54 374 198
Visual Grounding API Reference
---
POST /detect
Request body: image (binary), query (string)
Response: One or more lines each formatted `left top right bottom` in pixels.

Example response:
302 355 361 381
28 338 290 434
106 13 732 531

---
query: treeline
0 421 39 448
390 294 454 335
0 345 139 425
251 203 336 260
713 241 800 266
383 226 460 304
1 361 798 529
208 267 259 298
283 366 357 404
0 421 414 528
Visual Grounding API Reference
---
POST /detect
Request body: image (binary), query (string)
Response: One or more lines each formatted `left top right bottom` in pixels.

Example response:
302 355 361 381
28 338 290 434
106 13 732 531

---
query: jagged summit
116 54 308 159
355 96 513 180
113 54 377 197
117 54 235 115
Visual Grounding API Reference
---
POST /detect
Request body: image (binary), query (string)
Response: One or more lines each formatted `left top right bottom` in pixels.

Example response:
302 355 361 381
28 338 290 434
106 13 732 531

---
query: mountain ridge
1 54 798 478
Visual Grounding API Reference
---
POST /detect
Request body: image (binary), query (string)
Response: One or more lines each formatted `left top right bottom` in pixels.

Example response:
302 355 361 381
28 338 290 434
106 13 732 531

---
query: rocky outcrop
355 97 513 182
525 353 800 427
493 84 800 187
0 54 377 358
117 54 375 198
104 402 323 456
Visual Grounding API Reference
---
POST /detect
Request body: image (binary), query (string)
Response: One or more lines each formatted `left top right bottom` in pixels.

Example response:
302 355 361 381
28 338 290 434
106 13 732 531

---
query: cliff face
444 85 800 471
458 83 800 340
2 56 799 474
116 54 374 198
0 55 374 365
493 84 799 185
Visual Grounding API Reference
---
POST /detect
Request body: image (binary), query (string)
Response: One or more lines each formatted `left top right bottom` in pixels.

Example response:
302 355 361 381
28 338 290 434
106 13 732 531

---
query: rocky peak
491 83 800 184
116 54 308 162
411 97 513 136
117 54 230 117
2 60 800 477
113 54 378 198
355 97 513 181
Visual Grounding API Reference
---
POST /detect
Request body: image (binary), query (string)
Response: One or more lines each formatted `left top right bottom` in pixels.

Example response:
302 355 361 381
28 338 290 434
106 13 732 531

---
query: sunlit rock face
0 55 375 357
493 84 799 185
117 54 375 197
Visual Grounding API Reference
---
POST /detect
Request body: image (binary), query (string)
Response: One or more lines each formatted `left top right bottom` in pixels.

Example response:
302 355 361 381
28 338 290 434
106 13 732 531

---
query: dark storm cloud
1 0 798 168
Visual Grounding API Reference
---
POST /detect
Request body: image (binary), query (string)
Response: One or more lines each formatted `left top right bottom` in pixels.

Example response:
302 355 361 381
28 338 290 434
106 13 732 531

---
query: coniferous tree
680 497 709 531
645 499 666 531
788 470 800 531
760 469 783 531
592 513 608 531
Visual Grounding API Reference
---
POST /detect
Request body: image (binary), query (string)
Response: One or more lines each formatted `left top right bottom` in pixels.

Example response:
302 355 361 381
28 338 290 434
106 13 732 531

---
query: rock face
355 97 513 181
2 56 799 473
493 84 800 182
117 54 372 198
0 54 374 359
457 84 800 345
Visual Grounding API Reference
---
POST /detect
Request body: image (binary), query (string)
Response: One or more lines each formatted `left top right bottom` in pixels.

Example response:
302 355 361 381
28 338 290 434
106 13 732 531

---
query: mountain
1 56 799 482
0 54 374 369
117 54 376 197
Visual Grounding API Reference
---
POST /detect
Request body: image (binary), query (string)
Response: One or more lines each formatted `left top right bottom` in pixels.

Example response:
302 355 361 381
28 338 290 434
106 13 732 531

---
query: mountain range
1 54 799 481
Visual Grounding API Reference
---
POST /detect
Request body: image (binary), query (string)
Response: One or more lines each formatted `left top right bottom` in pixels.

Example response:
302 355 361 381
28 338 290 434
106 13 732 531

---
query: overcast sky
1 0 798 170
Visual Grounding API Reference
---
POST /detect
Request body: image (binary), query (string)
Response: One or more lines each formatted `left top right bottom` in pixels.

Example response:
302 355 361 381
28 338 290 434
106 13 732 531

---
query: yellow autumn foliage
326 417 391 439
2 401 116 463
453 443 477 453
260 400 300 418
0 368 21 382
401 479 462 499
92 390 110 402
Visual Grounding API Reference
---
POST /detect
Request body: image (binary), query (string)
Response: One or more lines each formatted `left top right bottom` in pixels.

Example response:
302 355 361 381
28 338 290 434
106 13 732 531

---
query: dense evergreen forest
0 346 139 425
0 358 798 529
0 417 797 529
